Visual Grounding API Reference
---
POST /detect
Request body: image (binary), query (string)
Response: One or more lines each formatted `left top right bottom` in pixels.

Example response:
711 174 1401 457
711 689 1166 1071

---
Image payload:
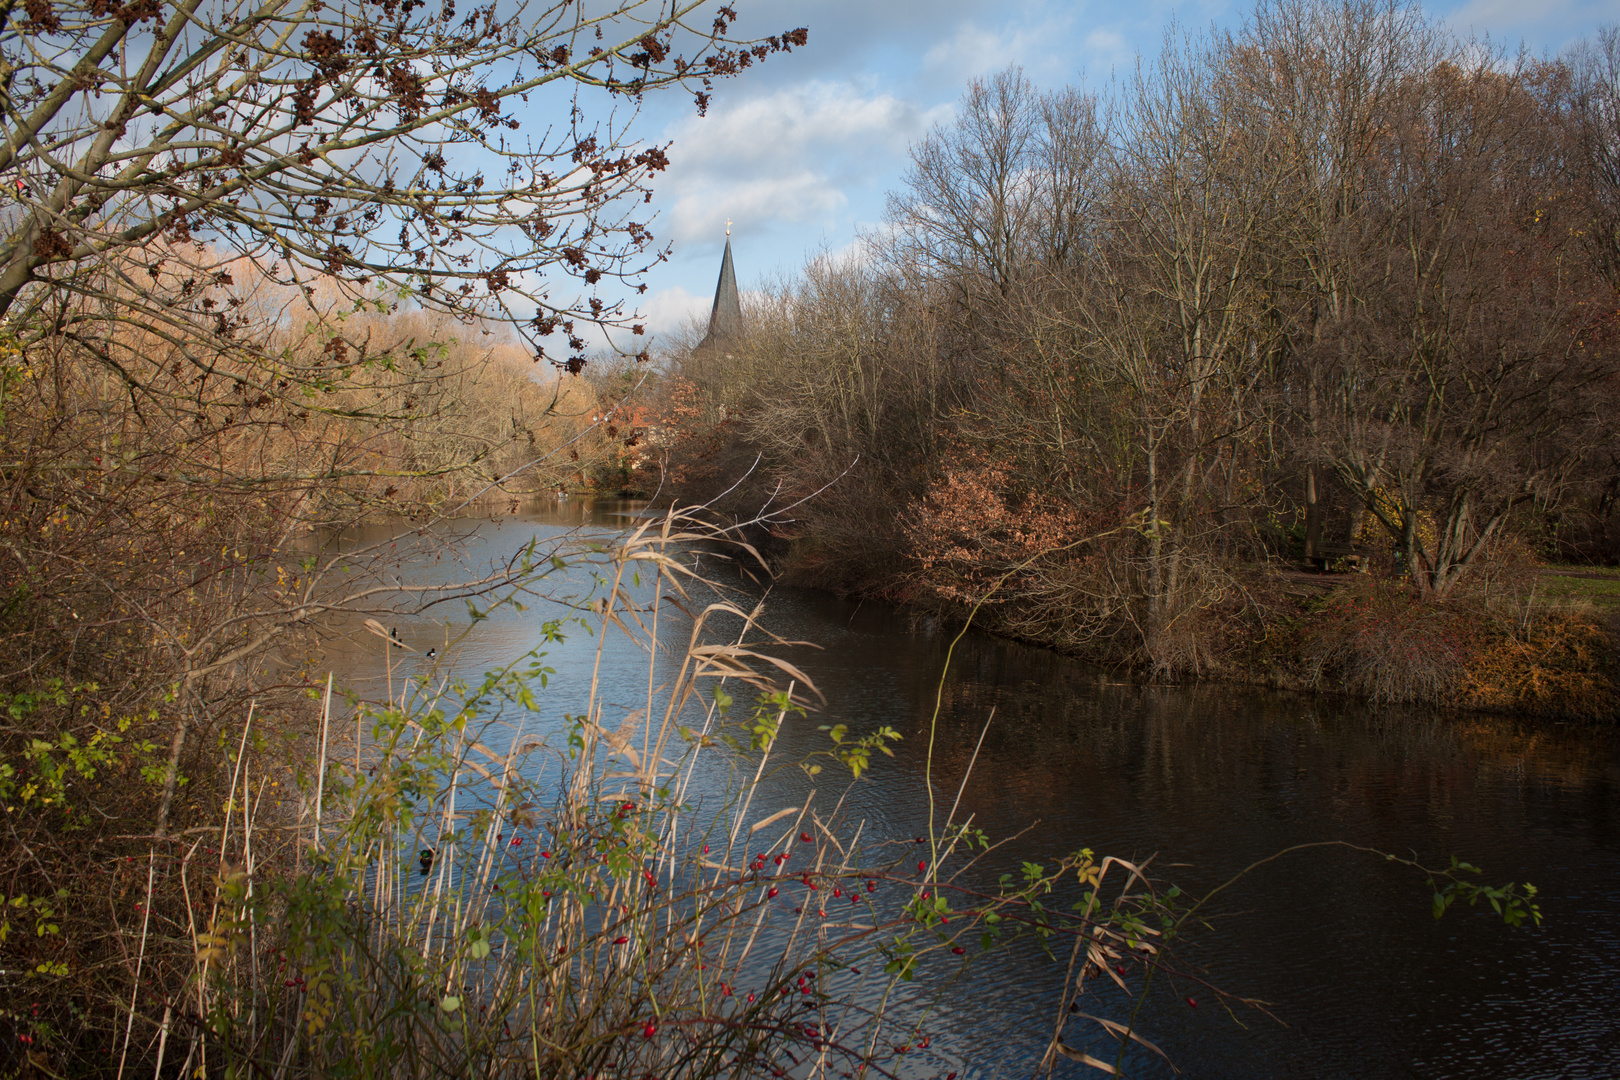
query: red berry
614 936 629 944
1186 996 1198 1008
768 887 778 898
643 1023 656 1037
918 861 927 873
952 946 965 955
800 832 813 843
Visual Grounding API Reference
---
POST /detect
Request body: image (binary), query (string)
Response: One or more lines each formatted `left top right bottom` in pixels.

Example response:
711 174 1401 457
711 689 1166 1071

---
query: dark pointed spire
698 230 741 352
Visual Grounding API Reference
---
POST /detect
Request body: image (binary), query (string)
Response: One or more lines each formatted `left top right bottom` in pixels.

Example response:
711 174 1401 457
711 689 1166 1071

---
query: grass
1536 565 1620 613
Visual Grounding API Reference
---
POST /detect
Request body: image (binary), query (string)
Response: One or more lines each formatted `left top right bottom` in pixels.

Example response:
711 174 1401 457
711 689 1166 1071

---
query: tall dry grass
0 251 659 1075
42 512 1238 1078
1 510 1548 1077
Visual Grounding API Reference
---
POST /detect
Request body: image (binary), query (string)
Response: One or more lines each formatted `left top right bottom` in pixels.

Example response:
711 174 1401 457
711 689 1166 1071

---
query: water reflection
323 502 1620 1079
314 497 657 710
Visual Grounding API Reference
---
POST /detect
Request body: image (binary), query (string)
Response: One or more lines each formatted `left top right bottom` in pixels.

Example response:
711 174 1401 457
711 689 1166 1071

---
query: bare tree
1051 29 1289 666
1569 24 1620 286
1 0 805 369
0 0 807 835
887 68 1042 298
1295 46 1612 594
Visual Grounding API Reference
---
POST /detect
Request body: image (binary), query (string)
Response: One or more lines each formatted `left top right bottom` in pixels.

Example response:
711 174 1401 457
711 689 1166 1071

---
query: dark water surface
324 500 1620 1079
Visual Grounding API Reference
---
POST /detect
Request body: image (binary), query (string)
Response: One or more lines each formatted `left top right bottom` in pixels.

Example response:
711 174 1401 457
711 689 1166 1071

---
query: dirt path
1536 568 1620 581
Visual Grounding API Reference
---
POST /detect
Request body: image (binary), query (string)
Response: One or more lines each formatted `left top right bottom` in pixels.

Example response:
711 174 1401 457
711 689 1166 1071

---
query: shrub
1295 582 1482 705
1461 613 1616 719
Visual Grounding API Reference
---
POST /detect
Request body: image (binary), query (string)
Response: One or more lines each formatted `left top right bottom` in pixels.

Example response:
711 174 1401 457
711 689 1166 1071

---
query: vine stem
1116 840 1538 1073
923 523 1132 882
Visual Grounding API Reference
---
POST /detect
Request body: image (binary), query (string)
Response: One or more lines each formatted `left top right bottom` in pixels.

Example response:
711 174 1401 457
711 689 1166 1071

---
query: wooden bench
1310 540 1370 572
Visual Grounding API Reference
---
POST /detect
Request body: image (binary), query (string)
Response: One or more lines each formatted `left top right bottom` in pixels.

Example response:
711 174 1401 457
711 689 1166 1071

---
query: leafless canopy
0 0 806 371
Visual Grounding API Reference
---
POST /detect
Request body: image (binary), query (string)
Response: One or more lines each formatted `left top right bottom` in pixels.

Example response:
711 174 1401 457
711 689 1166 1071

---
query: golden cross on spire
725 218 732 237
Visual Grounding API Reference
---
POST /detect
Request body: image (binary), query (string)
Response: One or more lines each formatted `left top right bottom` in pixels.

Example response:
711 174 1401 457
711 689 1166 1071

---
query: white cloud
636 285 710 338
923 21 1045 80
915 5 1103 85
655 80 948 246
668 170 848 243
1435 0 1609 54
1083 29 1132 72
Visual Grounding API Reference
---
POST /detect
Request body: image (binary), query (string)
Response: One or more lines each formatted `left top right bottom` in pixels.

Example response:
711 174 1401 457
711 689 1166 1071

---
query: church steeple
697 224 741 352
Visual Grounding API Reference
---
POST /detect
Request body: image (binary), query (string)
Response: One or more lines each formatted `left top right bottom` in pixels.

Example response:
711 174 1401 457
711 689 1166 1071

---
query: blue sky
600 0 1620 348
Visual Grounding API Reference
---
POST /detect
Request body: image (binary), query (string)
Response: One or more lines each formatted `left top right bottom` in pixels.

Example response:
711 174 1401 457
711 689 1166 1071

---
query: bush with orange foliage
898 450 1147 654
903 452 1097 601
1274 574 1615 716
1462 615 1615 719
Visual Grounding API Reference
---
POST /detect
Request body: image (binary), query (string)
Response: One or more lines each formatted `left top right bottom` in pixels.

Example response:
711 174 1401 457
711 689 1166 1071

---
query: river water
320 499 1620 1079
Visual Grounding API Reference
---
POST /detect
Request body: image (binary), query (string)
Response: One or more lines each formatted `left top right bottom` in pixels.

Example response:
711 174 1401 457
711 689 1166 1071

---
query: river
318 498 1620 1079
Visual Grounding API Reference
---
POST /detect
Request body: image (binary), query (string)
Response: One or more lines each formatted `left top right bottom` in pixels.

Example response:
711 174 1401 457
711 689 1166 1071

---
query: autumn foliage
650 0 1620 715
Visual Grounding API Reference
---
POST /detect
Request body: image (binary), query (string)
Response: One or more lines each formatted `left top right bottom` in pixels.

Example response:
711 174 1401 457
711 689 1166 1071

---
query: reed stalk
95 508 1535 1078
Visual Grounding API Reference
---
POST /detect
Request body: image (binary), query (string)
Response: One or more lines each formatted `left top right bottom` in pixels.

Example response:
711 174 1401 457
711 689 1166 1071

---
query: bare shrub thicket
0 266 625 1063
653 0 1620 697
651 260 972 594
0 0 811 1056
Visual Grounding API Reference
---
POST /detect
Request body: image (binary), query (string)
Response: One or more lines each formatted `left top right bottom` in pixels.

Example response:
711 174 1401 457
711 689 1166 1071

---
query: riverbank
749 526 1620 723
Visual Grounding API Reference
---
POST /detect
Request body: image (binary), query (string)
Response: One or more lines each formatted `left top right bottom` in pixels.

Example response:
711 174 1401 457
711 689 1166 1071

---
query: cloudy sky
603 0 1618 347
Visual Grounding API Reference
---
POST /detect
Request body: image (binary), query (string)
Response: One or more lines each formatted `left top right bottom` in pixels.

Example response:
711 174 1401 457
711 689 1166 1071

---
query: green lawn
1537 566 1620 611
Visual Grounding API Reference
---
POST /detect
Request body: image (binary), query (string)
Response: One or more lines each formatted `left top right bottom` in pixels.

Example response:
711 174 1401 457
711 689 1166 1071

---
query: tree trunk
153 715 186 838
1304 466 1322 562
